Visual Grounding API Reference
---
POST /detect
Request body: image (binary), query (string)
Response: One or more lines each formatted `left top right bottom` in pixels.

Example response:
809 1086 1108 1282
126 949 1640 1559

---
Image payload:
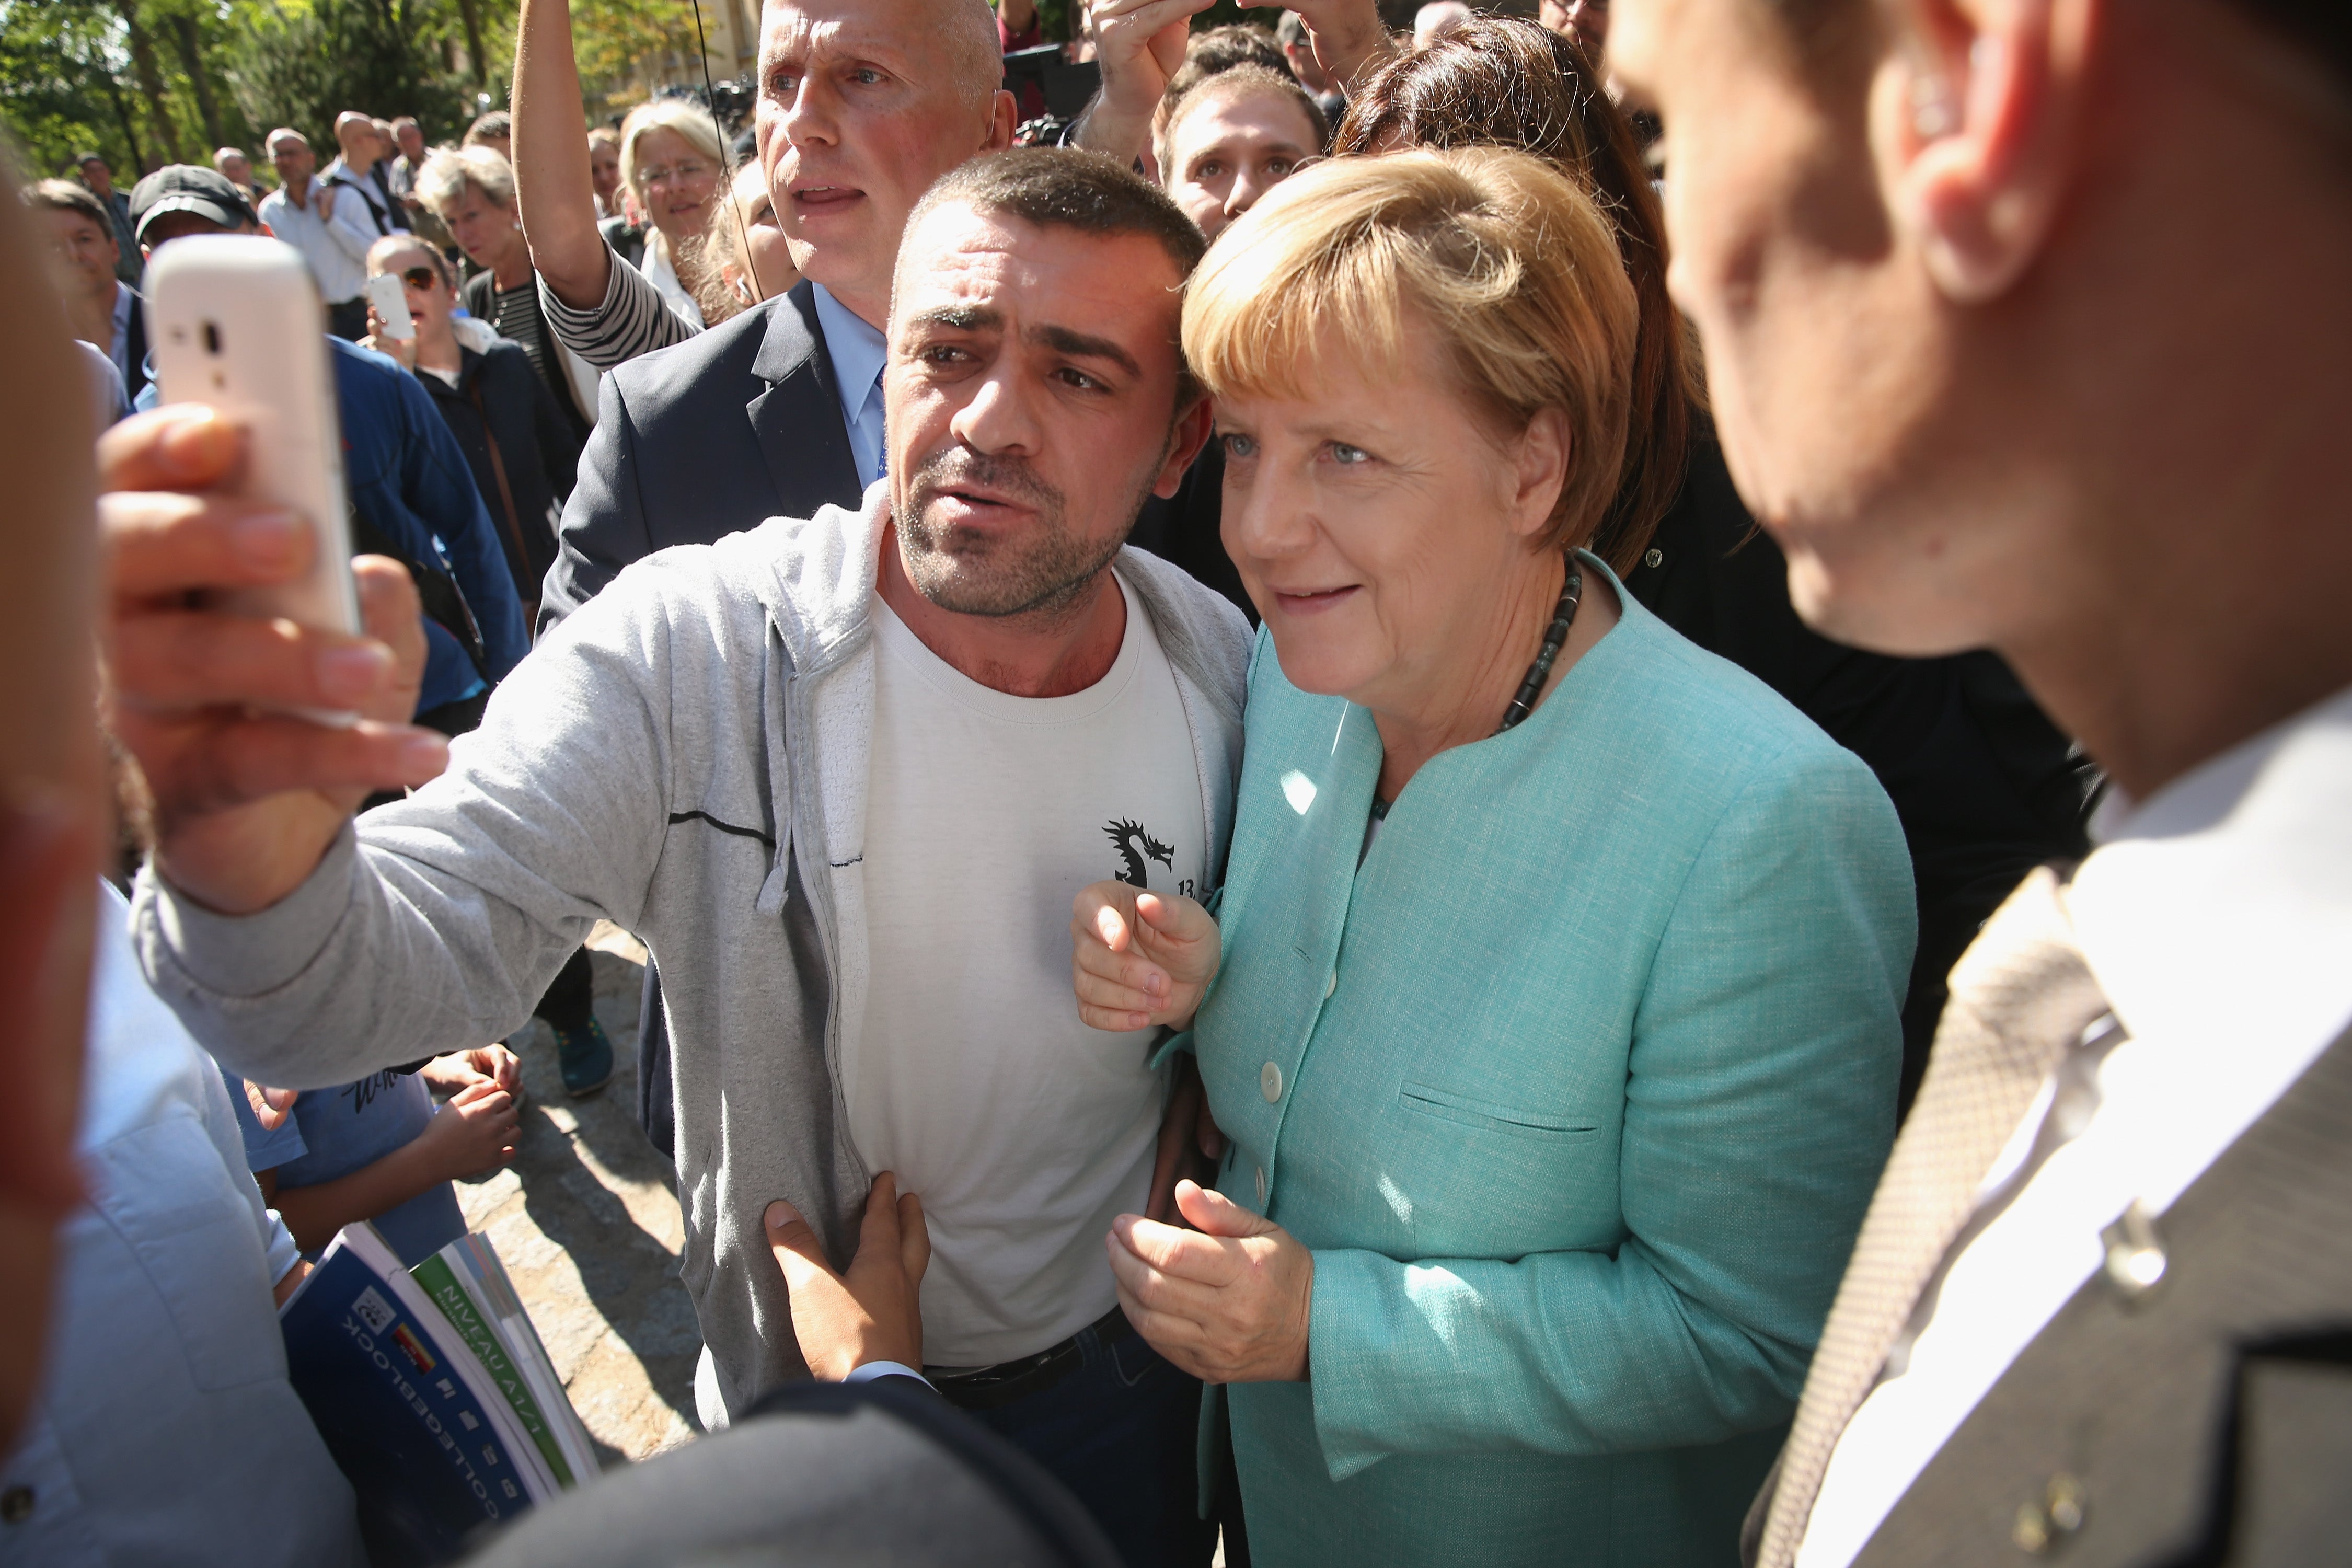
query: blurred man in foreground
1607 0 2352 1561
0 167 366 1566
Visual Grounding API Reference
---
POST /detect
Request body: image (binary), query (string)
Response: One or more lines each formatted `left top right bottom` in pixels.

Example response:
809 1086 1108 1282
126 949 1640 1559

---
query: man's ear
1152 395 1217 500
1885 0 2102 303
986 89 1019 153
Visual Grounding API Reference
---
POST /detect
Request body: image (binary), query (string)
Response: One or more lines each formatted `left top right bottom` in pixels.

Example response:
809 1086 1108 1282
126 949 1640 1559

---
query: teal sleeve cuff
1148 1027 1196 1072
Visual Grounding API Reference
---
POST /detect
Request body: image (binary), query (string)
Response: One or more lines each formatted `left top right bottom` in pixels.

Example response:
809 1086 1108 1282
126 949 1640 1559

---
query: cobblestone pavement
453 925 697 1469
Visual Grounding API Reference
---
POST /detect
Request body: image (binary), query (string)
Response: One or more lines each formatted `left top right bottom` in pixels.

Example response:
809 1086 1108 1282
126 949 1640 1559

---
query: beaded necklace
1370 561 1585 823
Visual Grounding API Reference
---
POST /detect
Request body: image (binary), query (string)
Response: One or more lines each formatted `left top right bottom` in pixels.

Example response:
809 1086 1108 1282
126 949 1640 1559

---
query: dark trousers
533 946 595 1033
945 1319 1218 1568
326 295 370 341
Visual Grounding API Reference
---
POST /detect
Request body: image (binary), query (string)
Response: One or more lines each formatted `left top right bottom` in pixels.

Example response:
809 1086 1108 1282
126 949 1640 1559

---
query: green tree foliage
566 0 697 103
0 0 168 177
226 0 471 150
2 0 491 182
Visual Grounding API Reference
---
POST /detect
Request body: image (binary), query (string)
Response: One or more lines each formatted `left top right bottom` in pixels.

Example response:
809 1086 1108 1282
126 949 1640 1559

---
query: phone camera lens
202 321 222 355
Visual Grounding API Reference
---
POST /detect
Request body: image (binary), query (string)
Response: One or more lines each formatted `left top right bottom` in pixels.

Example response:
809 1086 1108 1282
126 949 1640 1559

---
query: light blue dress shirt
812 282 889 487
0 885 364 1565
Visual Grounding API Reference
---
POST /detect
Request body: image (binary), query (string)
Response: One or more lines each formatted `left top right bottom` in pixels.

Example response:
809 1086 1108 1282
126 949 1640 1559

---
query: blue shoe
552 1018 614 1098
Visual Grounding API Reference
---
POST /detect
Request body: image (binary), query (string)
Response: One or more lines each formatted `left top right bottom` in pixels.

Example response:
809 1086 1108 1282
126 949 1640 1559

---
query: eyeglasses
639 159 713 189
398 266 440 291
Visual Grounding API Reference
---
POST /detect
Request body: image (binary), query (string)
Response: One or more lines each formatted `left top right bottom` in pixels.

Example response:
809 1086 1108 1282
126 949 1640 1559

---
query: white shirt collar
2068 682 2352 1070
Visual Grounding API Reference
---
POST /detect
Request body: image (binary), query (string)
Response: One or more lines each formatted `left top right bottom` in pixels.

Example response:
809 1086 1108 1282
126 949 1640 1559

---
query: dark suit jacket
1749 1023 2352 1568
542 281 861 628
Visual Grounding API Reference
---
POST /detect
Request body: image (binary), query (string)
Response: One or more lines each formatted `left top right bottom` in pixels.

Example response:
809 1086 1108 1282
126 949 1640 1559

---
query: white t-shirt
857 571 1207 1367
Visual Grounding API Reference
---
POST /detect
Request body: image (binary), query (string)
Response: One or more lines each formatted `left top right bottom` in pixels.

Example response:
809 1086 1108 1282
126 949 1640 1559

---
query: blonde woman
617 98 725 329
686 160 801 326
507 0 734 368
1072 149 1916 1565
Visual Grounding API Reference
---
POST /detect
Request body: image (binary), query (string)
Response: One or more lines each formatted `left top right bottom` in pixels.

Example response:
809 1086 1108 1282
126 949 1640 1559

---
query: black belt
928 1306 1134 1413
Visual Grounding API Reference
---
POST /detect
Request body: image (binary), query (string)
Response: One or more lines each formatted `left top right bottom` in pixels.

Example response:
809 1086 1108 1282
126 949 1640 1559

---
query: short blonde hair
1184 147 1639 554
618 99 727 206
415 144 515 216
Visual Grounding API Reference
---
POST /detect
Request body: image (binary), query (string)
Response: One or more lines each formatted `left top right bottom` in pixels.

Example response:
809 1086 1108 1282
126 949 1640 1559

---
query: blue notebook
280 1224 538 1565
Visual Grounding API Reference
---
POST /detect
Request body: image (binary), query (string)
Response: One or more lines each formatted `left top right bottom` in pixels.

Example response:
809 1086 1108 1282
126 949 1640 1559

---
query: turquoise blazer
1193 555 1914 1567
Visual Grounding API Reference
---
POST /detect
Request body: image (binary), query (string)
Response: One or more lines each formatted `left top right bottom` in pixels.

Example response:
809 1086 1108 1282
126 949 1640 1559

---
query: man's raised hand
100 406 446 915
1077 0 1216 164
1285 0 1398 91
1071 880 1219 1033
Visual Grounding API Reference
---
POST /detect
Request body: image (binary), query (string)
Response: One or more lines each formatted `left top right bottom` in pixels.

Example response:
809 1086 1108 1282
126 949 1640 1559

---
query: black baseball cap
128 164 256 241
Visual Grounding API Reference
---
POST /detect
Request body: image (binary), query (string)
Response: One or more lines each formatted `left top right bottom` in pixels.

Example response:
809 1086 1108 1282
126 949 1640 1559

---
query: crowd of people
6 0 2349 1564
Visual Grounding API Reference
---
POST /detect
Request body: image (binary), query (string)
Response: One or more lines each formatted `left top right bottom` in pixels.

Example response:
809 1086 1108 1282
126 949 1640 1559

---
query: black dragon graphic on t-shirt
1105 818 1175 887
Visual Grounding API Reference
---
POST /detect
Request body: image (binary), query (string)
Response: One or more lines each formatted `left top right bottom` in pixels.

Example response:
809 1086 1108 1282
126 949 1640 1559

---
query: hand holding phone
147 235 361 649
364 270 415 341
100 234 448 913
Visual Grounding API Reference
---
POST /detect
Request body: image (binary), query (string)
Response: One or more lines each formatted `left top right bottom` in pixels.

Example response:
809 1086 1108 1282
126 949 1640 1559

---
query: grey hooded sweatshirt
134 482 1253 1424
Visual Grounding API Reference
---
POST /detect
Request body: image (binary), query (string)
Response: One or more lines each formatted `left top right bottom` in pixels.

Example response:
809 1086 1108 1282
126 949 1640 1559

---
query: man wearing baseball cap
126 164 259 252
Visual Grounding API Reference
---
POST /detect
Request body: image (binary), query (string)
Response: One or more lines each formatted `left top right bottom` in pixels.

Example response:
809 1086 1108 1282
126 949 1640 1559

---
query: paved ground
453 925 698 1469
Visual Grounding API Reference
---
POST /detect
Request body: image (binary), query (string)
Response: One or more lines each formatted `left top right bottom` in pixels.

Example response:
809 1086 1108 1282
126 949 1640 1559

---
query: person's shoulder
1605 578 1857 767
1119 548 1252 704
477 337 534 374
327 333 404 388
607 294 784 398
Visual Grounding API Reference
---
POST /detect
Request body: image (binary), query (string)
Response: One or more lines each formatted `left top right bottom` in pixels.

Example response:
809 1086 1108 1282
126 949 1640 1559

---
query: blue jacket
327 338 527 713
138 337 528 716
1192 555 1915 1567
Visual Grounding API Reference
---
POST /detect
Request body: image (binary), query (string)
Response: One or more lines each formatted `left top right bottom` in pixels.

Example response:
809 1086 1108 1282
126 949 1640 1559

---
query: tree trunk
453 0 488 89
165 13 226 151
116 2 183 166
103 74 149 175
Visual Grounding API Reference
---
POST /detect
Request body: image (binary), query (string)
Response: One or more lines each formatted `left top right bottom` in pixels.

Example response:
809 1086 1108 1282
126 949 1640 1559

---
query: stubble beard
898 441 1167 621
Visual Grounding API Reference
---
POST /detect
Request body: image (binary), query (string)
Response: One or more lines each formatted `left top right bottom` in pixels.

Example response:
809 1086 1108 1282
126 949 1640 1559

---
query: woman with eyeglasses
506 0 792 374
616 99 727 330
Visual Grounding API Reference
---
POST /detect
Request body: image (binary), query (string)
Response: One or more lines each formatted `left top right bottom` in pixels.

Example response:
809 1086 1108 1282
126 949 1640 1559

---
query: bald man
535 0 1018 621
322 109 407 237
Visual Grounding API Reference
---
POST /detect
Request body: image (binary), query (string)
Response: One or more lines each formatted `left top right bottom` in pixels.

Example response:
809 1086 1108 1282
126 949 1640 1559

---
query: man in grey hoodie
106 149 1246 1566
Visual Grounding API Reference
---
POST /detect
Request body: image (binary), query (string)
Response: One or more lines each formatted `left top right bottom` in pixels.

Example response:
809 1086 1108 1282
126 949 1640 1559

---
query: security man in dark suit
1606 0 2352 1564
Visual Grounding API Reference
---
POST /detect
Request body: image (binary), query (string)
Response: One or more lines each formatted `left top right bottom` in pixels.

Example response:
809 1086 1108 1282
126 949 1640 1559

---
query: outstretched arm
511 0 611 309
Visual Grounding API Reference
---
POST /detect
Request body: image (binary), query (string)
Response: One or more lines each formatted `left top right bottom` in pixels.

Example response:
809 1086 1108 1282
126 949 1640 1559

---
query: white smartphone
363 269 415 341
148 236 362 656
